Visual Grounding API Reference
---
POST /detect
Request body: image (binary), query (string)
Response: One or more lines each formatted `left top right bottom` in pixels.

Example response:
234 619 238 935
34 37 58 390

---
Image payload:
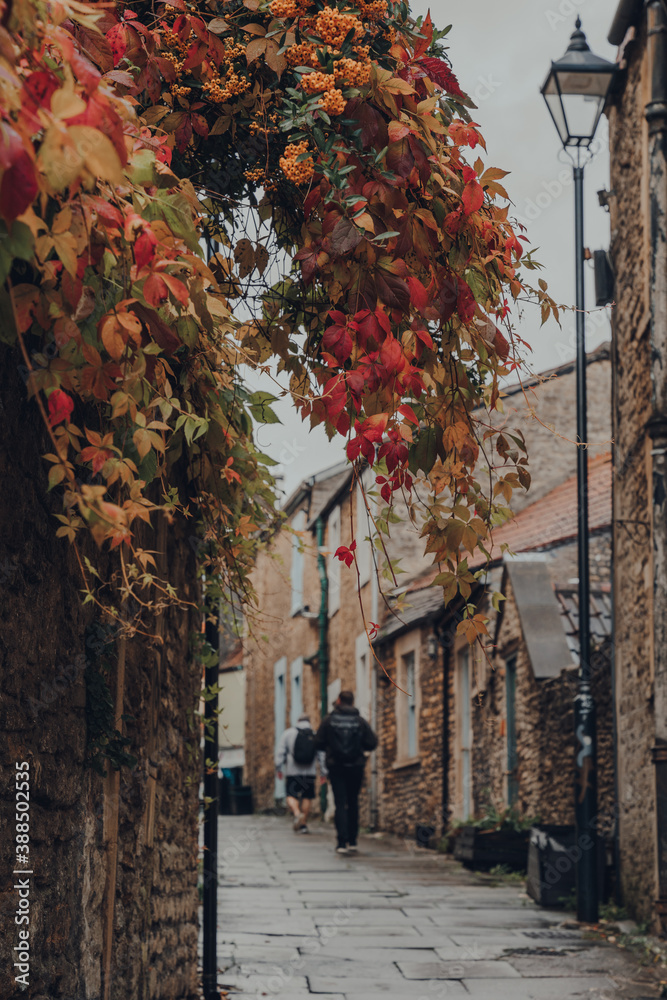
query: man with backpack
275 713 325 833
315 690 378 855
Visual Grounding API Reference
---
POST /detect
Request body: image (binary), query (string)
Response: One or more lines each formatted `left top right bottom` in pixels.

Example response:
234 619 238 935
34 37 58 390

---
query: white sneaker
336 846 349 856
347 845 358 854
293 812 304 831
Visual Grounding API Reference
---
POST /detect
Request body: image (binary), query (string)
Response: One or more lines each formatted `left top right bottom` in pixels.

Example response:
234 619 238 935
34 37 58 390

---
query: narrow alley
214 816 661 1000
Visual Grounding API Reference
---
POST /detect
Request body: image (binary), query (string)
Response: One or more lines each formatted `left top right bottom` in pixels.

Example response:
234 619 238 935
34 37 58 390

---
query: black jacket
315 705 378 769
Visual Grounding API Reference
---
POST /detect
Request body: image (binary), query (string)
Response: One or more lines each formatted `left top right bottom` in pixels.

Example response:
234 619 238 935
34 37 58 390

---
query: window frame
394 632 421 768
290 509 306 616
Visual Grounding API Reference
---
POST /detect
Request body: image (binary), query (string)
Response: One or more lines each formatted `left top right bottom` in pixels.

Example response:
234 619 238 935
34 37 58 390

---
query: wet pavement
214 815 662 1000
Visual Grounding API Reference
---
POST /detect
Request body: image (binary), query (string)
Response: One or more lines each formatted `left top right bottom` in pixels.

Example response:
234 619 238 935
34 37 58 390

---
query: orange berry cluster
285 42 319 68
318 88 346 115
313 7 362 47
162 27 190 57
244 166 266 183
357 0 388 19
279 141 314 184
333 57 371 86
203 68 250 102
172 84 192 97
301 70 337 93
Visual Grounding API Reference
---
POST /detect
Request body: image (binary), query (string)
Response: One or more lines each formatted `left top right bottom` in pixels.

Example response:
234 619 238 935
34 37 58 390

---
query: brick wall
0 349 201 999
607 17 658 924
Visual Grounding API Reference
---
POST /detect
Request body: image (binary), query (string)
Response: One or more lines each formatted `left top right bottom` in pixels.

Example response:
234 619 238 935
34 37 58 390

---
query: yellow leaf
133 428 152 459
99 314 127 361
51 70 87 120
245 37 267 64
68 126 123 186
52 231 78 277
382 77 415 95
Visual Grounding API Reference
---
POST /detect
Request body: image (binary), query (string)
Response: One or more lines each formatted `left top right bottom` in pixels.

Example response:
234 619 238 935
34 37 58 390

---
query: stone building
0 349 202 999
243 349 613 847
606 0 667 928
372 454 613 842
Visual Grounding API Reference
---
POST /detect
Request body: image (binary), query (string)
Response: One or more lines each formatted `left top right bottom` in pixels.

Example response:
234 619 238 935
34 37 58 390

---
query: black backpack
328 712 363 766
293 727 317 765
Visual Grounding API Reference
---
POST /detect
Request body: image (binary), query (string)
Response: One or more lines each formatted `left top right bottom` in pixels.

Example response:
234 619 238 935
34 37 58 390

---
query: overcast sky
250 0 618 498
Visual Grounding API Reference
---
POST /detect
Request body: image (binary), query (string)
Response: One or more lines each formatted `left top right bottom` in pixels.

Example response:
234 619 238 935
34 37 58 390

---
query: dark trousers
328 765 364 847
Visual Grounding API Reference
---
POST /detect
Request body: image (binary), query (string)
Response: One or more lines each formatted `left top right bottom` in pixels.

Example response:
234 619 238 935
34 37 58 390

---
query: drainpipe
370 565 380 830
645 0 667 933
317 515 329 817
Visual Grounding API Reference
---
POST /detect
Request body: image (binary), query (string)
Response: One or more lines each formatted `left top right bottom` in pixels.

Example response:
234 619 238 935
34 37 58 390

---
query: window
456 647 472 820
505 655 518 806
394 635 420 765
328 505 341 616
274 657 287 799
290 657 303 726
355 632 370 720
290 510 306 616
356 482 372 587
405 652 417 758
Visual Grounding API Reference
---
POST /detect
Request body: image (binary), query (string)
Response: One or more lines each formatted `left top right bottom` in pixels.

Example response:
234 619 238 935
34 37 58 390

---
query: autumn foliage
0 0 556 631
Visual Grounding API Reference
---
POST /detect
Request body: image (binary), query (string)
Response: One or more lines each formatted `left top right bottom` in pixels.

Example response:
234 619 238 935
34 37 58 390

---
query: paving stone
308 976 468 994
461 976 615 999
397 958 521 979
210 816 663 1000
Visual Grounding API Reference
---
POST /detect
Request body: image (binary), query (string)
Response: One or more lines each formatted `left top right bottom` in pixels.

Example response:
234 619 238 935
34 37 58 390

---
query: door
274 657 287 799
458 648 472 820
506 655 519 806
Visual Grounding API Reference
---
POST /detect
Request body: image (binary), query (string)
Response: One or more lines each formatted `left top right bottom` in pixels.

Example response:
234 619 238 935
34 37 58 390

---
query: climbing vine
0 0 557 635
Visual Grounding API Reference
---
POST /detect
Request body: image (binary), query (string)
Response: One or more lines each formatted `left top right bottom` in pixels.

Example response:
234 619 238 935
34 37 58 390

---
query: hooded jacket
275 718 327 778
315 704 378 769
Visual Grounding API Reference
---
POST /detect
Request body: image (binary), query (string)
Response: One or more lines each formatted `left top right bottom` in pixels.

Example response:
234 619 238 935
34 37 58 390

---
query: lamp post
541 18 616 925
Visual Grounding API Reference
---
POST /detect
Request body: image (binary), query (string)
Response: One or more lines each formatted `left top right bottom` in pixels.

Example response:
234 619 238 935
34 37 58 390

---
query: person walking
316 690 377 855
275 713 326 833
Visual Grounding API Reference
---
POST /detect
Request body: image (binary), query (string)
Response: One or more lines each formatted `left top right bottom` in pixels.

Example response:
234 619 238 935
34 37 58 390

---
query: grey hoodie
275 718 327 778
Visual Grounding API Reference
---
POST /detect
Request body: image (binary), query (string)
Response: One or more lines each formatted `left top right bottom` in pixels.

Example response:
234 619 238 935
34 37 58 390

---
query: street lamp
541 19 617 925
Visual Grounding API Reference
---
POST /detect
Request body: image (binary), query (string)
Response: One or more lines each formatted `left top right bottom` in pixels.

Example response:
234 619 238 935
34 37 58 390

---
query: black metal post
572 162 598 924
203 605 219 999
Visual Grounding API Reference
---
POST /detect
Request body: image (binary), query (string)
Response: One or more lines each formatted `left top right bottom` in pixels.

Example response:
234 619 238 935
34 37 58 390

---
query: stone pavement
215 815 661 1000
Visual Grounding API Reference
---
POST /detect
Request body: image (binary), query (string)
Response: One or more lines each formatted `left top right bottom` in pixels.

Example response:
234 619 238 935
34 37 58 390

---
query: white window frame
356 480 372 587
328 505 341 617
274 657 287 799
394 632 420 766
290 509 306 616
455 645 472 821
355 632 371 721
290 656 304 726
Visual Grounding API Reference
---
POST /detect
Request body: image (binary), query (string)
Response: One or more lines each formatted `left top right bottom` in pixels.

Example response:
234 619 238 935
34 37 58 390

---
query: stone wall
374 625 444 839
607 18 658 924
471 575 614 834
0 346 201 999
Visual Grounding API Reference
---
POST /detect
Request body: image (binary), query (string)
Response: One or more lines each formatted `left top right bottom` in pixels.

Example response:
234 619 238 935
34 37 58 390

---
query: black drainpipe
439 624 450 833
645 0 667 933
317 515 329 817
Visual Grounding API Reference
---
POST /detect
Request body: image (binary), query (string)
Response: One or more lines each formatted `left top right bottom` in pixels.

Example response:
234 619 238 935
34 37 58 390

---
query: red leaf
413 10 433 60
48 389 74 427
0 127 37 223
161 273 189 307
398 403 419 425
143 273 169 307
456 278 476 324
462 166 484 216
407 276 429 312
134 229 158 270
322 316 353 363
420 57 464 98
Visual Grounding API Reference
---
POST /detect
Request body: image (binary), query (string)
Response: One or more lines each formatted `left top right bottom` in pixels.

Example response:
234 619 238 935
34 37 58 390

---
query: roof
609 0 642 45
470 452 611 569
503 561 574 679
499 342 609 400
281 459 350 521
556 586 612 665
374 586 446 644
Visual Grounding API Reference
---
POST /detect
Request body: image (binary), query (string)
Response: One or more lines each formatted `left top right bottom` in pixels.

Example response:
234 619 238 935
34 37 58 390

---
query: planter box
415 824 436 849
527 825 609 907
454 825 529 871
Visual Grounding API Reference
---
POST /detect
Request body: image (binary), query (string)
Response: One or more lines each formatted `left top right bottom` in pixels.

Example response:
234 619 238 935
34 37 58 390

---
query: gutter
608 0 643 45
316 515 329 816
644 0 667 932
